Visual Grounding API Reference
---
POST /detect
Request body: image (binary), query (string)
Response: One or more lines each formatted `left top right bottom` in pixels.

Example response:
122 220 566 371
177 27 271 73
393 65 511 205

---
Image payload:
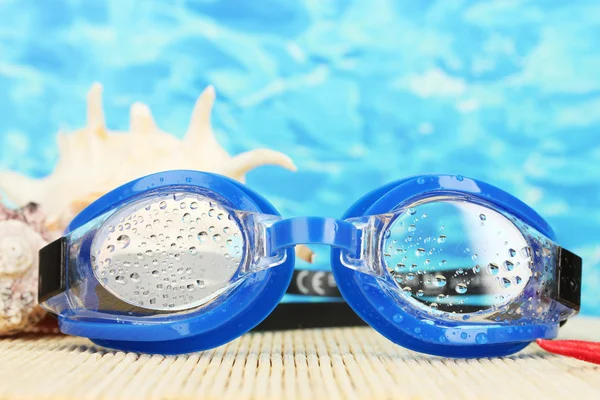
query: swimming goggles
38 170 582 358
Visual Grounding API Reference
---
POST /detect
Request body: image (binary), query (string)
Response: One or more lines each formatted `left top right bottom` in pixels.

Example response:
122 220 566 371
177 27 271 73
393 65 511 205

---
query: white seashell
0 84 314 262
0 204 49 334
0 83 296 233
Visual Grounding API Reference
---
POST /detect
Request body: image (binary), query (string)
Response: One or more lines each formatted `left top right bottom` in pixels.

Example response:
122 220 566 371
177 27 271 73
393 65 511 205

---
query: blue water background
0 1 599 314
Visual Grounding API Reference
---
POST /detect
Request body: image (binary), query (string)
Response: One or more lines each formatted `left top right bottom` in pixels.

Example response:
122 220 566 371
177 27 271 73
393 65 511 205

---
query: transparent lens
91 192 244 311
384 199 532 315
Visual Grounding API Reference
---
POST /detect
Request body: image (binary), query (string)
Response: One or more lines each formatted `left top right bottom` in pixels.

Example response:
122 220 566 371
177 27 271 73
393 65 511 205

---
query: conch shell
0 83 314 262
0 83 296 233
0 202 50 335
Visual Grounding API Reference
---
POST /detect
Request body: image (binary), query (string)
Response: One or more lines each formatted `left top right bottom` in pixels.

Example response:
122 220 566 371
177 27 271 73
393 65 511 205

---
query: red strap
536 339 600 364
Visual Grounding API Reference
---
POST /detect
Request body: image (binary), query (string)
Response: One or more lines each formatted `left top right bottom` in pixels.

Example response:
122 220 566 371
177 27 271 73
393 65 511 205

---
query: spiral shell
0 203 50 335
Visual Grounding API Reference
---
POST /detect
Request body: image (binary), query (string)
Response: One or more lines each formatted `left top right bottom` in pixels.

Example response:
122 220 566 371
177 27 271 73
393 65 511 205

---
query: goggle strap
38 237 68 304
555 247 582 312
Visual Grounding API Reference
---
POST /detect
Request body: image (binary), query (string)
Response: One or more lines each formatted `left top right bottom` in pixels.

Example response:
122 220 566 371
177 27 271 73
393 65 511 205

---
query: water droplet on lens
460 332 468 339
408 208 417 215
407 273 415 281
438 235 447 243
196 279 206 288
515 276 522 284
487 263 499 275
213 234 222 242
416 290 424 297
473 264 481 273
189 246 198 255
479 214 486 221
107 244 115 252
159 201 167 209
415 248 425 257
197 231 208 242
393 314 404 323
402 286 412 293
504 260 514 271
408 224 416 232
152 270 159 277
455 283 468 294
130 272 140 282
434 275 447 287
115 276 126 285
508 248 516 257
500 277 511 288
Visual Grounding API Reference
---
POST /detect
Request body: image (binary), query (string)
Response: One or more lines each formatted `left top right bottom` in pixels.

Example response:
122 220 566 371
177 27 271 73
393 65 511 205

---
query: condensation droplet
213 234 222 242
115 276 126 285
107 244 115 252
500 277 511 288
408 225 416 232
487 263 499 275
416 290 424 297
189 246 198 255
130 272 141 283
438 235 447 243
455 283 468 294
415 248 425 257
197 231 208 242
159 201 167 209
475 333 488 344
479 214 486 221
504 260 514 271
508 248 517 257
182 213 192 223
434 275 447 287
196 280 206 288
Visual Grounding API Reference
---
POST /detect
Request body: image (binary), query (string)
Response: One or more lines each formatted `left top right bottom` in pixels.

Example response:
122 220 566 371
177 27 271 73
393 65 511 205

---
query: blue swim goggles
38 170 582 358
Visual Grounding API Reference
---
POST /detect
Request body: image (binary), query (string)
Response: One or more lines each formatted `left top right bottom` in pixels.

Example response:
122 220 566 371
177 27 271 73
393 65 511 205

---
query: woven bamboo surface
0 318 599 400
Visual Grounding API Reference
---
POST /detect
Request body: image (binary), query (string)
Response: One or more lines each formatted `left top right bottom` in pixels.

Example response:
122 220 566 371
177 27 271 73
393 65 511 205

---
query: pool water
0 1 599 315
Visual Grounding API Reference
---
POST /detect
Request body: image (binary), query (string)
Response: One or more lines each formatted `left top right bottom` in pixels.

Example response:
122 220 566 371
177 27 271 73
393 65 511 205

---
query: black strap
39 238 581 330
555 247 582 312
38 237 67 303
254 269 366 331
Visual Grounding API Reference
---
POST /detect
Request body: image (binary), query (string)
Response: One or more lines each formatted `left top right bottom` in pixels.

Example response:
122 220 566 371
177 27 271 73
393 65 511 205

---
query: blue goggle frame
38 170 582 358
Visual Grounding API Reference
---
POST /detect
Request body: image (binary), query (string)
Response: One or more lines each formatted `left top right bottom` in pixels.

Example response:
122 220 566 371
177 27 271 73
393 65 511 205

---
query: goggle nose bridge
267 216 362 258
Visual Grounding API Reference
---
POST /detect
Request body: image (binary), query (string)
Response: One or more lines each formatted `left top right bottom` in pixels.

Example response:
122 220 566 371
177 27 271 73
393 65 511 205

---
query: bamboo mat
0 318 599 400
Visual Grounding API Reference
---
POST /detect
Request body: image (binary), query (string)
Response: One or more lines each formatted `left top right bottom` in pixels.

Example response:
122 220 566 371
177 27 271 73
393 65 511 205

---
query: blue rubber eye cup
38 171 582 357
